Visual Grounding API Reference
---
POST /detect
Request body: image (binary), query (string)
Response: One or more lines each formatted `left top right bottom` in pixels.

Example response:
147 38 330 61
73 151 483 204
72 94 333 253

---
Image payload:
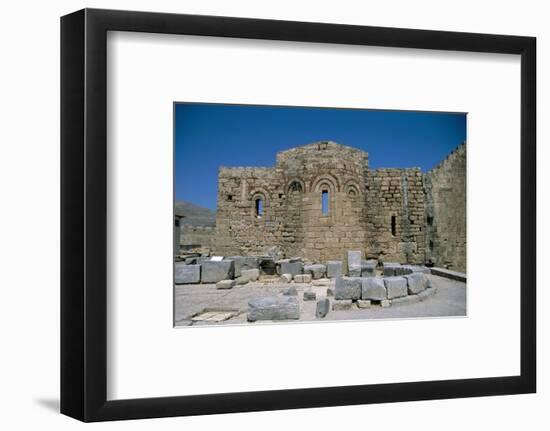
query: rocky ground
174 274 466 327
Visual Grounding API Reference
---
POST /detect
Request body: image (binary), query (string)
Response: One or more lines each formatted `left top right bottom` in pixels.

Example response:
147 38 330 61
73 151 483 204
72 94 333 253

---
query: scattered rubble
177 252 440 324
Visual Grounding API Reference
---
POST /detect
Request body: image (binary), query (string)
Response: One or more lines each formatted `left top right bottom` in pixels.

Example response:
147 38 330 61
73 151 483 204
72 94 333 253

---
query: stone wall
365 168 426 264
215 166 285 256
213 140 465 270
425 143 467 272
180 225 215 251
276 142 369 262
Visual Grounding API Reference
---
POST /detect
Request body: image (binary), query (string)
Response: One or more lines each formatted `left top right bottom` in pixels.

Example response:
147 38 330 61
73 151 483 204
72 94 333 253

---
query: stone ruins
175 141 466 323
213 140 466 272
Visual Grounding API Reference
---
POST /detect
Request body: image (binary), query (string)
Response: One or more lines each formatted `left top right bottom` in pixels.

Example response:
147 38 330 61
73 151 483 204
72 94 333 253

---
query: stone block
283 286 298 296
381 299 391 308
216 279 236 289
175 263 200 284
361 261 376 277
383 262 399 277
202 260 235 283
316 298 330 318
278 260 303 277
347 250 362 270
280 273 293 283
400 265 414 275
226 256 259 277
304 264 327 279
303 291 316 301
348 266 362 277
383 276 408 299
236 268 260 285
294 273 312 283
332 299 352 311
326 287 334 297
247 296 300 321
405 272 428 294
326 261 343 278
361 277 387 300
357 299 372 309
335 277 362 300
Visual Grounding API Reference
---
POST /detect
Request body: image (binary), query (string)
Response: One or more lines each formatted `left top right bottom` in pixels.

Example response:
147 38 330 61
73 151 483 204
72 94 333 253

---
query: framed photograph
61 8 536 422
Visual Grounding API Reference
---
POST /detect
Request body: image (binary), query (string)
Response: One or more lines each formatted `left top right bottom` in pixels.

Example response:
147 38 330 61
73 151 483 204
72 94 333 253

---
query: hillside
175 200 216 227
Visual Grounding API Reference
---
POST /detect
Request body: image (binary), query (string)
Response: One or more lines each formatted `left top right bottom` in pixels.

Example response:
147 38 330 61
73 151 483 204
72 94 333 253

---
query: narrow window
391 215 396 236
427 215 433 226
429 240 434 252
255 198 263 218
321 190 329 215
227 195 233 201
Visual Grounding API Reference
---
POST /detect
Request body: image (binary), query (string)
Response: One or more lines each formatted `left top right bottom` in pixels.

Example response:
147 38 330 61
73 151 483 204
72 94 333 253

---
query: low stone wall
179 225 215 251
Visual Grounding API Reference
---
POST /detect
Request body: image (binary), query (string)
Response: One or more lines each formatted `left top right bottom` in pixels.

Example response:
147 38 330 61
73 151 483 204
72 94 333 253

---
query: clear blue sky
175 103 466 210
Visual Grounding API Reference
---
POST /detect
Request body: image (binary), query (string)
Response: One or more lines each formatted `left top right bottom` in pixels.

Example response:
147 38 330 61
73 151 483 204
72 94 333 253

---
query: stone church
214 141 466 272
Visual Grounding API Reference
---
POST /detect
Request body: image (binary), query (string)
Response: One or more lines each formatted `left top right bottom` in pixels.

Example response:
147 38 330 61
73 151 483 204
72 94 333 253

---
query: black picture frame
61 8 536 422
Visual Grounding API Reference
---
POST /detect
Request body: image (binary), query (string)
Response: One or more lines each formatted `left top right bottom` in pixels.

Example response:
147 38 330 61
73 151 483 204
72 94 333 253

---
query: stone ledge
430 267 466 282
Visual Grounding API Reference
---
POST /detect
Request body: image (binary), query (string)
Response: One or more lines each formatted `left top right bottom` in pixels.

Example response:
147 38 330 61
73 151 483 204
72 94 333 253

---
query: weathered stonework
213 141 466 271
424 143 466 272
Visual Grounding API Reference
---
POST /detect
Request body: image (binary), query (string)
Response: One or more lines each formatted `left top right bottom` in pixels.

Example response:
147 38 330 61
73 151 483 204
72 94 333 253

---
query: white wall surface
0 0 547 429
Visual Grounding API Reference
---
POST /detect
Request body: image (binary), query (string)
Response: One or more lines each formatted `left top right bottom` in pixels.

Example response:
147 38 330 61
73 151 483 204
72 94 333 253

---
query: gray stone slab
247 296 300 321
326 287 334 297
383 262 399 277
409 266 431 274
226 256 259 277
361 277 387 300
347 250 362 269
348 267 362 277
304 264 327 279
236 268 260 285
216 279 236 289
361 261 376 277
332 299 352 311
175 263 200 284
326 261 343 278
303 291 316 301
405 272 428 294
430 267 467 282
278 260 303 277
202 260 235 283
316 298 330 318
381 299 391 308
383 276 408 299
335 276 362 300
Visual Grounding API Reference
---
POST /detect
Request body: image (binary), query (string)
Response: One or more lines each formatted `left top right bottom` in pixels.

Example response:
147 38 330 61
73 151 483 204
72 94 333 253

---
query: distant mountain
175 200 216 227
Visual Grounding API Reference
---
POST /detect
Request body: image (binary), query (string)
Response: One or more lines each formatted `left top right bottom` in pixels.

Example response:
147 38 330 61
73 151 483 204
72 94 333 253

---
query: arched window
321 190 329 215
255 198 264 218
289 181 303 193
